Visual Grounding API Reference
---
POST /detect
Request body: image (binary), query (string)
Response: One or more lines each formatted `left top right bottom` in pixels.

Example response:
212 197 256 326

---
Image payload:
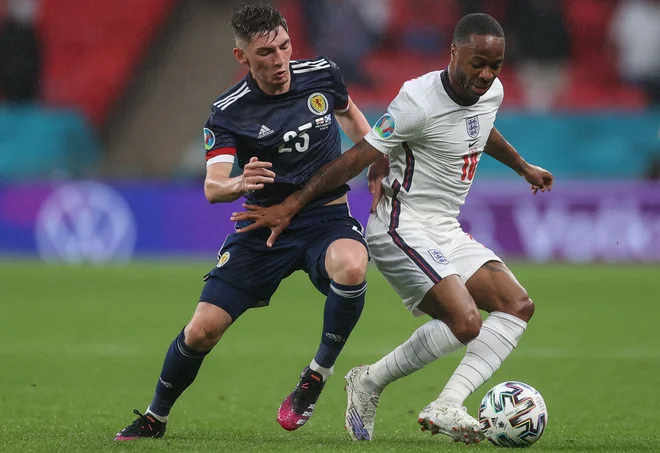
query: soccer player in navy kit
115 5 372 440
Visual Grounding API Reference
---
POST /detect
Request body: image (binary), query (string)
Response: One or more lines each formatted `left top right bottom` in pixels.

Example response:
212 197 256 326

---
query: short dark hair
452 13 504 45
231 4 288 43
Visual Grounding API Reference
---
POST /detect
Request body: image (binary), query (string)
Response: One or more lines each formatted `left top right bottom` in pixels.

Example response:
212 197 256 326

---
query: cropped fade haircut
453 13 504 45
231 4 288 44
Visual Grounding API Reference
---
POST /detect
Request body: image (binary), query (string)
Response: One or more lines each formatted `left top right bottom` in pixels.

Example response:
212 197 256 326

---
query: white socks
146 407 168 423
310 359 334 381
367 319 464 390
437 311 527 406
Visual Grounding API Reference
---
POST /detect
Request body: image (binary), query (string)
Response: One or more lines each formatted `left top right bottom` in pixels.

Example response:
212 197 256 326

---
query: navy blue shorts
199 203 367 321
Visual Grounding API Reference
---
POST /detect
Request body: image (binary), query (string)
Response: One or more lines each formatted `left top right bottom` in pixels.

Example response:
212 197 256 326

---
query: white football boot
344 365 380 441
417 400 485 444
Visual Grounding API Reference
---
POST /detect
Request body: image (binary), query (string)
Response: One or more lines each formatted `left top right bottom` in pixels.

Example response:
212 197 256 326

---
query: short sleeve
204 116 236 167
327 59 350 112
363 87 427 155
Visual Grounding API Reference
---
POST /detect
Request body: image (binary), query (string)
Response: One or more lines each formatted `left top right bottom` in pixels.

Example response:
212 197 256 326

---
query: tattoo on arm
290 140 378 209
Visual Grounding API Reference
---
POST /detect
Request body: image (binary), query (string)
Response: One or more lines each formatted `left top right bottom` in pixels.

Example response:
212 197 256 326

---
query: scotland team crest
466 116 480 138
216 252 230 267
204 127 215 150
307 93 329 115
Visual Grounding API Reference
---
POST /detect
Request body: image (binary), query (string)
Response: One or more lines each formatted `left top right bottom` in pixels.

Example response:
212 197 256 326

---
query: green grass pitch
0 261 658 452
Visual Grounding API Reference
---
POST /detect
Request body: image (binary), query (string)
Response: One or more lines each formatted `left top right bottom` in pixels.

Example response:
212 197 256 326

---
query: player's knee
184 323 222 351
326 242 368 285
333 261 367 285
498 290 534 323
514 296 535 322
451 310 482 344
184 319 228 351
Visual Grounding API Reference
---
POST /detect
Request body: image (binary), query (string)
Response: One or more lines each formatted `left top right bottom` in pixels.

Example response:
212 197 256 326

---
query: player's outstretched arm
231 139 381 246
204 157 275 203
484 128 554 195
288 138 381 210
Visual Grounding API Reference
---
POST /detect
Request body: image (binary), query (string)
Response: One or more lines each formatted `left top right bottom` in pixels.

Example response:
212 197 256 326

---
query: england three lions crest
466 116 480 138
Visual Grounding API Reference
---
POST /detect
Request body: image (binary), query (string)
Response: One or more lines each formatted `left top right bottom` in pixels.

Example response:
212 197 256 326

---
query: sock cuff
427 319 465 352
484 311 527 330
310 359 334 381
483 312 527 348
146 407 169 423
330 280 367 298
176 330 211 359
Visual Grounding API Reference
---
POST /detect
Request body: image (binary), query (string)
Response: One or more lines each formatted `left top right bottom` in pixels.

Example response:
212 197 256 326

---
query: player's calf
436 312 528 409
114 303 231 441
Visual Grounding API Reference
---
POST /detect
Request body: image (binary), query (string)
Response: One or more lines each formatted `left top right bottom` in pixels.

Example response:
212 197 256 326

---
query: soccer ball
478 381 548 447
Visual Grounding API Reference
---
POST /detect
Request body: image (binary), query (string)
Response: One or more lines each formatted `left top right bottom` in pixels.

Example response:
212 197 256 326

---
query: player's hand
367 155 389 213
230 203 295 247
521 164 554 195
240 157 276 194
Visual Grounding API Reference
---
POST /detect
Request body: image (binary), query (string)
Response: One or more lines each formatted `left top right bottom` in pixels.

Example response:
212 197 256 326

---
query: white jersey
364 70 503 231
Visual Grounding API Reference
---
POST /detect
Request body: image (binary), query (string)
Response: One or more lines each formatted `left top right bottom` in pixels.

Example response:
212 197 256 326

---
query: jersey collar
441 68 478 107
246 66 298 99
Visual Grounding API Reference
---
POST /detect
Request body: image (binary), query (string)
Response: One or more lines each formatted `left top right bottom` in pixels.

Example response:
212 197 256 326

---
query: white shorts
366 213 502 316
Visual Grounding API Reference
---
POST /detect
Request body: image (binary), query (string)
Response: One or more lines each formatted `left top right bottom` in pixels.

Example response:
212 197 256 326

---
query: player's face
450 34 505 102
234 26 292 95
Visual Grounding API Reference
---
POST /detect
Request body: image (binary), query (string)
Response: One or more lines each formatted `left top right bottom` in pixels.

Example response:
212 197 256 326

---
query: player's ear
233 47 248 66
450 43 457 60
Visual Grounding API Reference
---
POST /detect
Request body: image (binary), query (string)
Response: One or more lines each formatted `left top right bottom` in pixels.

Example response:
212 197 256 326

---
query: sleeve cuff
363 133 389 154
334 102 350 113
206 154 235 167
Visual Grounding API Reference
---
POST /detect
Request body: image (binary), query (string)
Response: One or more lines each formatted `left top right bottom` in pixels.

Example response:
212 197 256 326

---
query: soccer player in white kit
231 13 554 444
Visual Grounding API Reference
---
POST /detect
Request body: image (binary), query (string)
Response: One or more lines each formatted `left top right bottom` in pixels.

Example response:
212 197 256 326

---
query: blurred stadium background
1 0 659 451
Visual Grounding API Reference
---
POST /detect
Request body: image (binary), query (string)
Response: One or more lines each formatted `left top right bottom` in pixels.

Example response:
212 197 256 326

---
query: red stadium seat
496 69 524 109
561 0 647 109
38 0 178 124
564 0 615 61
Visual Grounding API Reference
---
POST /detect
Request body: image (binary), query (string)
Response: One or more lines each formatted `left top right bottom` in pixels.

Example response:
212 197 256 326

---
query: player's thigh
303 211 369 292
447 232 534 321
202 232 300 318
416 275 482 342
199 274 267 323
465 261 534 321
442 230 504 284
366 217 474 317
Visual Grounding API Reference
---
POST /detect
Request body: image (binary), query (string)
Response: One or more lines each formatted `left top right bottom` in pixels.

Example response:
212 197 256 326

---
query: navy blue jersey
204 56 350 208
